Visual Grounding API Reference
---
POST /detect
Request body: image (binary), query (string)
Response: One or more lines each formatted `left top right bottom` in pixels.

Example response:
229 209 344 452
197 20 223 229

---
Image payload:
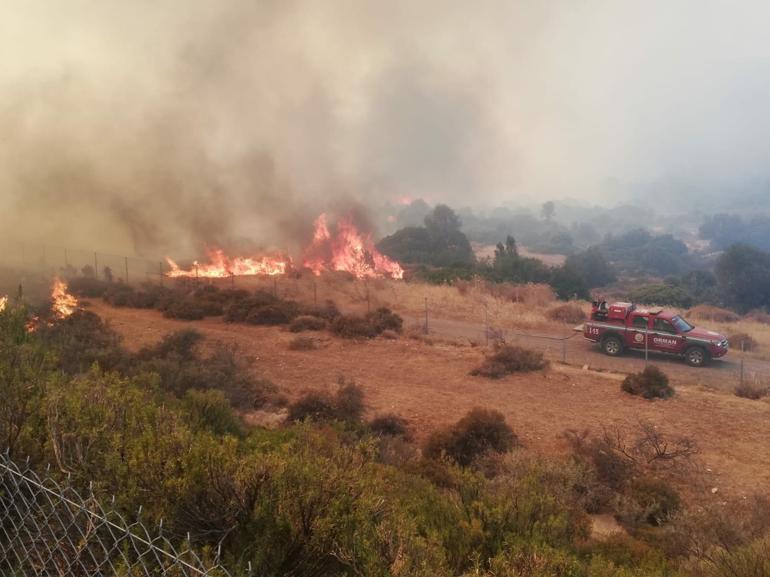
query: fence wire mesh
0 454 240 577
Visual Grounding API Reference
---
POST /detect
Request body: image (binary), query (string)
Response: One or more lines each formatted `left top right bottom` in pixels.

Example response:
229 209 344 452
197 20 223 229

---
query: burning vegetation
0 295 7 313
51 277 78 319
164 213 404 281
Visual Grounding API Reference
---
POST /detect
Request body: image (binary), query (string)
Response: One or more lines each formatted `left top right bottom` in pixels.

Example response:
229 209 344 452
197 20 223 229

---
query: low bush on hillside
287 379 365 424
163 299 208 320
471 345 548 378
729 331 759 352
288 336 319 351
223 290 280 322
369 413 411 439
366 307 403 333
331 315 377 339
67 276 110 297
289 315 326 332
546 303 586 324
245 301 299 325
687 304 741 323
734 381 768 400
424 408 519 467
621 366 674 399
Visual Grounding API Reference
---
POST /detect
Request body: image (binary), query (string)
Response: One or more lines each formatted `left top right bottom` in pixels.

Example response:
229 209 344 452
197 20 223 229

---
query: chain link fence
0 453 243 577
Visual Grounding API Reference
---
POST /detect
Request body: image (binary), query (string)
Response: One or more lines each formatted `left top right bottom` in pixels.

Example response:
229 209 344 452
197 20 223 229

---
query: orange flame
52 277 78 319
0 295 7 313
165 249 290 278
303 213 404 279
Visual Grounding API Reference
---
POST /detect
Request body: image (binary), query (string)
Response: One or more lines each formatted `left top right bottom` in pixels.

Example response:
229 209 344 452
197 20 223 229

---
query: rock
711 487 719 494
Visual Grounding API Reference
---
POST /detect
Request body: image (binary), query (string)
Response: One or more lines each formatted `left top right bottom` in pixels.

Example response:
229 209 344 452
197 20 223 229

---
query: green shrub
369 413 411 439
331 315 377 339
163 299 207 320
245 301 299 325
365 307 403 333
628 284 693 308
289 315 326 332
424 408 518 466
183 389 243 436
628 477 681 526
67 276 110 297
471 345 548 378
287 380 365 424
621 366 674 399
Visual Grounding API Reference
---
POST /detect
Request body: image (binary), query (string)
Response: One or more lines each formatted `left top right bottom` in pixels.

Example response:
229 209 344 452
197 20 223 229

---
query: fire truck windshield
671 315 694 333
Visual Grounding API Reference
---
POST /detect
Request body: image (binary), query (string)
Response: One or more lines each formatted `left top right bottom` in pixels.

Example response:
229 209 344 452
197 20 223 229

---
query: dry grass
686 305 740 323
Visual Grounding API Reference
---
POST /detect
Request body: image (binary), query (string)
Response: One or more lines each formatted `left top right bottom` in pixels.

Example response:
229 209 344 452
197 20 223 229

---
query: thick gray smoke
1 1 769 256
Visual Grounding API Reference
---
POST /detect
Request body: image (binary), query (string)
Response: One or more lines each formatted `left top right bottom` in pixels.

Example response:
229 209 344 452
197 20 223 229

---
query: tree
540 201 556 222
564 247 616 288
714 244 770 312
424 204 462 238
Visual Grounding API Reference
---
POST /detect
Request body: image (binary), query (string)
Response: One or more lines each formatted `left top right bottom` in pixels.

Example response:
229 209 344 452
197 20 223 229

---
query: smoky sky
1 1 769 255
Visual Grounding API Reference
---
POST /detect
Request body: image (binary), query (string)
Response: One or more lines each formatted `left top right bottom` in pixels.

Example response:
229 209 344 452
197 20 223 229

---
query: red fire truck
583 301 729 367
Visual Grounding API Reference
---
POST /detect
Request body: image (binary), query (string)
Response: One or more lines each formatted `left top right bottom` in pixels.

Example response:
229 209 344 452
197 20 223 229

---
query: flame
303 213 404 279
395 195 413 206
52 277 78 319
165 249 290 278
0 295 7 313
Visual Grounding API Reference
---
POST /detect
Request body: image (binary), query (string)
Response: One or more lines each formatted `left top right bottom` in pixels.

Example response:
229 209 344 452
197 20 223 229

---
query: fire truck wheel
601 335 623 356
684 346 709 367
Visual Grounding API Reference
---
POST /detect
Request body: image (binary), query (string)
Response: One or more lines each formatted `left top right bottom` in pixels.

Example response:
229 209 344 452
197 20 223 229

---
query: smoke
1 1 770 257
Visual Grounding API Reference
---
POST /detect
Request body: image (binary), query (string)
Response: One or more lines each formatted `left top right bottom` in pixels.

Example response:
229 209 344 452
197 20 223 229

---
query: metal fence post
423 297 429 334
124 256 129 284
159 261 164 286
561 338 566 363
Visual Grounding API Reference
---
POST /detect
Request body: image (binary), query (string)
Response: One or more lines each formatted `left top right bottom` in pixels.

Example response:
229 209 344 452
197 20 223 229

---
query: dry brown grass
546 303 587 324
686 305 740 323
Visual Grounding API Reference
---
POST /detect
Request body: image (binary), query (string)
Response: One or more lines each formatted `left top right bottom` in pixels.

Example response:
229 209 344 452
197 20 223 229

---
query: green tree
714 244 770 312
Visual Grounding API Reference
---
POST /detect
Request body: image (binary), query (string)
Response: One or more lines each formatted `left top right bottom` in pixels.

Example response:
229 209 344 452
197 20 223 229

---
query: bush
365 307 403 333
621 366 674 399
301 300 341 321
423 408 518 467
288 336 318 351
471 345 548 378
546 303 586 324
628 284 693 308
245 301 299 325
331 315 377 339
163 299 207 320
729 331 758 352
67 276 110 298
369 413 411 439
289 315 326 332
223 291 279 322
136 329 203 361
734 381 768 400
687 304 740 323
287 380 365 424
627 477 681 526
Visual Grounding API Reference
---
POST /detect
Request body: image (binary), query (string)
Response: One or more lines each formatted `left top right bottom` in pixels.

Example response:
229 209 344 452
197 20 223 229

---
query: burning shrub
369 413 411 439
365 307 403 333
471 345 548 378
289 315 326 332
621 366 674 399
287 379 365 424
728 331 758 352
288 336 319 351
423 407 518 467
331 315 377 339
734 381 768 400
546 303 586 324
686 305 740 323
163 299 207 321
246 301 299 325
67 276 109 298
